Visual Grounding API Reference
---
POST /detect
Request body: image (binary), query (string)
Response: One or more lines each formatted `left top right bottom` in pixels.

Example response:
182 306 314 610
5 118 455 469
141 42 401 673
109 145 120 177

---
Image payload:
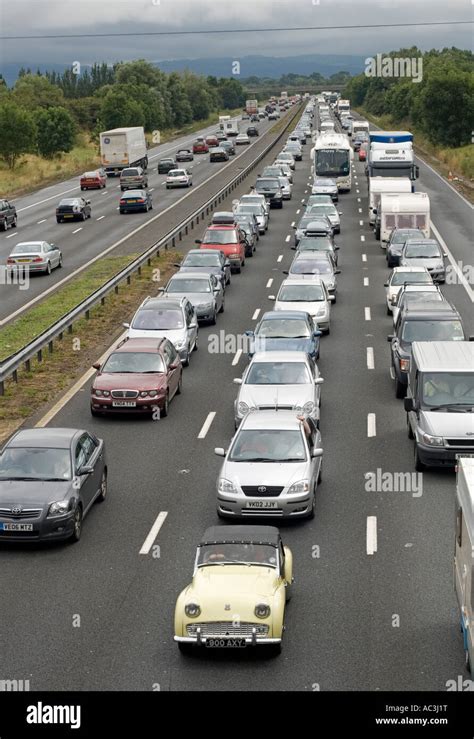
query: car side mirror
443 253 447 258
404 397 415 412
78 465 95 475
314 377 324 384
214 448 226 457
335 269 341 275
86 200 91 205
92 362 101 370
383 282 389 287
189 322 198 329
469 335 474 342
122 322 130 328
194 239 202 244
292 224 296 229
334 246 340 250
268 295 276 300
328 295 335 302
173 263 182 268
214 287 220 293
311 448 323 458
387 335 395 342
244 330 254 337
233 378 242 385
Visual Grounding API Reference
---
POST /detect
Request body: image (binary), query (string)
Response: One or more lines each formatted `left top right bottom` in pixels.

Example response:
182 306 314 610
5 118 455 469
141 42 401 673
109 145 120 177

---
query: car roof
411 341 474 372
391 266 430 273
121 190 146 196
240 409 305 430
169 272 210 281
200 525 280 547
113 337 166 353
206 224 236 231
8 428 81 449
186 248 221 256
404 239 440 246
251 350 311 363
280 276 324 286
400 303 460 320
141 297 184 310
261 310 311 320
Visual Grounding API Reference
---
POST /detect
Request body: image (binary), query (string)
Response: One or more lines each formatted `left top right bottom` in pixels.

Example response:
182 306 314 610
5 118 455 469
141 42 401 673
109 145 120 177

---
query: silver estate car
215 410 323 520
160 272 224 324
233 351 323 428
269 277 334 332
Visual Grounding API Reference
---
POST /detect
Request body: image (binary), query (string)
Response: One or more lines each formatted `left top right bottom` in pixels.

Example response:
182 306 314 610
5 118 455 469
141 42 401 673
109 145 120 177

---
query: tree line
0 61 247 168
342 47 473 148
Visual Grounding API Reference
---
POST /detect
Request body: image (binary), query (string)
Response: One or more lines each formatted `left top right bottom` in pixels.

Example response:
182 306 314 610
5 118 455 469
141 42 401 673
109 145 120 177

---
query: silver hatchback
215 410 323 520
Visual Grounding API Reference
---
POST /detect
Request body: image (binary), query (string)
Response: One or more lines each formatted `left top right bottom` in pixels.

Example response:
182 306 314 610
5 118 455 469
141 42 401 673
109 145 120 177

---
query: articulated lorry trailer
100 127 148 176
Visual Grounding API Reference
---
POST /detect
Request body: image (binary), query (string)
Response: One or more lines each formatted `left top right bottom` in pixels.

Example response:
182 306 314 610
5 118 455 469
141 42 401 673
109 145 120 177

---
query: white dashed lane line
365 307 371 321
232 349 242 366
367 413 377 437
139 512 168 555
366 516 377 555
198 412 216 439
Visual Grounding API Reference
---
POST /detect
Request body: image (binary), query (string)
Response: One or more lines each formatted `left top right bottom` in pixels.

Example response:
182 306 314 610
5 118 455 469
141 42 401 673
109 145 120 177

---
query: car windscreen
391 272 432 286
404 243 441 258
308 205 336 216
167 278 211 293
236 205 261 216
401 320 464 344
229 429 307 462
102 352 165 374
202 230 238 244
278 284 325 302
291 260 332 274
256 179 280 189
132 308 184 330
297 237 332 251
257 318 310 338
0 447 72 481
421 372 474 409
197 543 277 567
247 361 312 385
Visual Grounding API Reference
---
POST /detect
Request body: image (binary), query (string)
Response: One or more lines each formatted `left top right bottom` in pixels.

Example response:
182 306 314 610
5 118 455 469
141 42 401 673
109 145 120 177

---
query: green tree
36 106 76 158
414 68 474 147
167 73 193 126
99 88 146 129
0 101 37 168
12 74 65 109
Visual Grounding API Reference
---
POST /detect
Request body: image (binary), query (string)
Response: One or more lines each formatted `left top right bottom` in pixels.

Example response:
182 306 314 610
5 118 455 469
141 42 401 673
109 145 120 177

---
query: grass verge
0 250 179 442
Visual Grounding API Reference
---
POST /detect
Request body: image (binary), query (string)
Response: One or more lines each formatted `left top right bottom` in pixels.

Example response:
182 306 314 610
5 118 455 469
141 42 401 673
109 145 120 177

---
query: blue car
119 189 153 214
245 311 322 361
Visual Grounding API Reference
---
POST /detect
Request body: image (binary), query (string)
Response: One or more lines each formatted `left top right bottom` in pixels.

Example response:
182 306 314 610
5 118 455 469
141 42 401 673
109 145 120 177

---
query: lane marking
360 235 365 242
5 233 15 239
366 516 377 555
359 220 363 226
364 276 369 286
367 347 375 369
296 209 301 215
96 216 105 221
252 308 261 320
266 278 273 288
365 307 371 321
357 197 361 202
291 221 295 227
277 255 283 263
358 208 362 213
285 235 291 242
430 220 474 302
362 254 367 262
232 349 242 366
72 228 82 234
139 511 168 555
37 219 46 224
198 411 216 439
367 413 376 437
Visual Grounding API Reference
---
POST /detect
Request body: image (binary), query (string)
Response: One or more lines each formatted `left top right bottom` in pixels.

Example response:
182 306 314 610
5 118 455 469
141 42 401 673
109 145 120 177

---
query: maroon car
90 337 182 417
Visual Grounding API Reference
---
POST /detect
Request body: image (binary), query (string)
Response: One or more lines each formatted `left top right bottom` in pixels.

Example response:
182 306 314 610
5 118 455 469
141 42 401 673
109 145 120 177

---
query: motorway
0 111 287 324
0 106 472 691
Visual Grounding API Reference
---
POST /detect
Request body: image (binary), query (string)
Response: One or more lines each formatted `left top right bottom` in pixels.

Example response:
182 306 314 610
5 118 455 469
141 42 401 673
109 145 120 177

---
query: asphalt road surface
0 107 472 691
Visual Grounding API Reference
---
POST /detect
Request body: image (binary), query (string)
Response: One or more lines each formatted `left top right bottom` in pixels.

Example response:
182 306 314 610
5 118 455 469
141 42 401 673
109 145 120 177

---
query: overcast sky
1 0 472 70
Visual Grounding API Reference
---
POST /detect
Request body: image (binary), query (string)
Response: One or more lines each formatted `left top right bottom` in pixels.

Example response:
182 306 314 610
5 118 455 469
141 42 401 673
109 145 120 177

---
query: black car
255 177 283 209
175 149 194 162
0 199 17 231
247 126 259 137
176 249 231 287
386 228 426 267
234 213 260 244
0 427 107 543
387 303 466 398
56 197 91 223
157 157 176 174
250 114 259 122
209 147 229 163
119 189 153 214
220 140 236 157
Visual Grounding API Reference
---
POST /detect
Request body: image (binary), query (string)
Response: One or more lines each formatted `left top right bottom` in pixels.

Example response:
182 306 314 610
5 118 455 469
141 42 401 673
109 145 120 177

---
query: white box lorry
368 177 412 226
455 456 474 673
378 191 430 244
100 127 148 176
224 119 239 137
352 120 370 137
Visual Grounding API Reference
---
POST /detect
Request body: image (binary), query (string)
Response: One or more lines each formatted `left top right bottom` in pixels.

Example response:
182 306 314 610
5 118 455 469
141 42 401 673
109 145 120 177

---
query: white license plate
1 523 33 531
112 401 136 407
245 501 278 509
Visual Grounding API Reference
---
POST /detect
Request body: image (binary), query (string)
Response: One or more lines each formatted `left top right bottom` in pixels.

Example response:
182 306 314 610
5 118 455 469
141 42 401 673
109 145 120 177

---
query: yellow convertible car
174 525 293 655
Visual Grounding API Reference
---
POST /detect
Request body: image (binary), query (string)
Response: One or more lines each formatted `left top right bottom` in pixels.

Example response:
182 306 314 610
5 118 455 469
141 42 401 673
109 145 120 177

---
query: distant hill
0 54 366 86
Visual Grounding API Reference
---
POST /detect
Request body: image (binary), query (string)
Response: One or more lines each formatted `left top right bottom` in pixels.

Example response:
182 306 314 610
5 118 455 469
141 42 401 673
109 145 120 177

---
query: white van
320 120 335 134
455 456 474 673
379 192 430 244
368 177 412 225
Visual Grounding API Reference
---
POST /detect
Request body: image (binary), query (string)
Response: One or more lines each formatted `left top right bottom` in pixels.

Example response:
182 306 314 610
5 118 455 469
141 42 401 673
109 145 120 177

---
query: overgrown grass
357 108 474 182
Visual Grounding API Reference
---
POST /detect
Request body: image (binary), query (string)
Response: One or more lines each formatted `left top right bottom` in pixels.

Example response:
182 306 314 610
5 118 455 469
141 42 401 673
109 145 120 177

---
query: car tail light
32 257 43 262
6 258 14 264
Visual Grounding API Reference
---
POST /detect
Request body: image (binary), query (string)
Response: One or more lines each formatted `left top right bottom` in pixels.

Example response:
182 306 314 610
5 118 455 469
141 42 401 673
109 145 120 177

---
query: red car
193 138 209 154
205 135 219 148
195 225 246 273
80 170 107 190
90 337 182 417
359 144 368 161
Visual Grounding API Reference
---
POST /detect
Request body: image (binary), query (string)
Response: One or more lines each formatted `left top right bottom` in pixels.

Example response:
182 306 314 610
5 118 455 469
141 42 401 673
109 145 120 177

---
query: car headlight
148 390 159 398
288 480 310 494
94 389 110 397
255 603 271 619
185 603 201 618
421 433 444 446
303 401 315 413
399 359 410 372
326 281 335 289
199 302 213 310
175 339 186 349
238 401 249 415
218 478 236 493
47 500 71 517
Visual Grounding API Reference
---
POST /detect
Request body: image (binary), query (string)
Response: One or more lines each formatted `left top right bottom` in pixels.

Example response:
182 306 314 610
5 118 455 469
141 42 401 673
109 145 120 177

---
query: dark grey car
175 249 231 287
0 428 107 543
161 272 225 324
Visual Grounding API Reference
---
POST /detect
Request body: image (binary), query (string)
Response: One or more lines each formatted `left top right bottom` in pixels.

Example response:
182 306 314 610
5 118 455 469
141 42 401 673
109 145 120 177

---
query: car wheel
183 346 191 367
235 265 241 274
176 373 183 395
90 408 100 417
11 216 17 228
414 443 426 472
375 226 381 239
45 261 52 275
268 642 282 656
386 304 392 315
332 295 337 304
226 274 231 286
219 299 225 314
69 506 83 543
210 309 217 326
242 258 245 267
407 415 414 439
58 254 63 268
395 378 405 399
178 643 192 656
308 491 316 519
97 470 107 502
161 392 169 418
317 464 322 485
56 218 62 224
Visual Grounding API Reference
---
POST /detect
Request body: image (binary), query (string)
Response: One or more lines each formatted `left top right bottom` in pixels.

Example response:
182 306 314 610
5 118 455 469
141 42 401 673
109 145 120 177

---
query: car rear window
202 230 238 245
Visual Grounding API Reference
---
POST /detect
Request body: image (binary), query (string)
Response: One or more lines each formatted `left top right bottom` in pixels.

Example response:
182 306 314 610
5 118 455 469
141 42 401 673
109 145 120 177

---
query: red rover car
80 170 107 190
193 137 209 154
195 224 246 273
90 337 182 417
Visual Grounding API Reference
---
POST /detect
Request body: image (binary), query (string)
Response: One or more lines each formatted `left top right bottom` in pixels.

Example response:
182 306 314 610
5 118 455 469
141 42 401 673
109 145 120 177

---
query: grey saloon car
0 428 107 543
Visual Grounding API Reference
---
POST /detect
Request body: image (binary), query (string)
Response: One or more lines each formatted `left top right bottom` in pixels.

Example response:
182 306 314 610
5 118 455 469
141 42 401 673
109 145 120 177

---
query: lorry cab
455 456 474 673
